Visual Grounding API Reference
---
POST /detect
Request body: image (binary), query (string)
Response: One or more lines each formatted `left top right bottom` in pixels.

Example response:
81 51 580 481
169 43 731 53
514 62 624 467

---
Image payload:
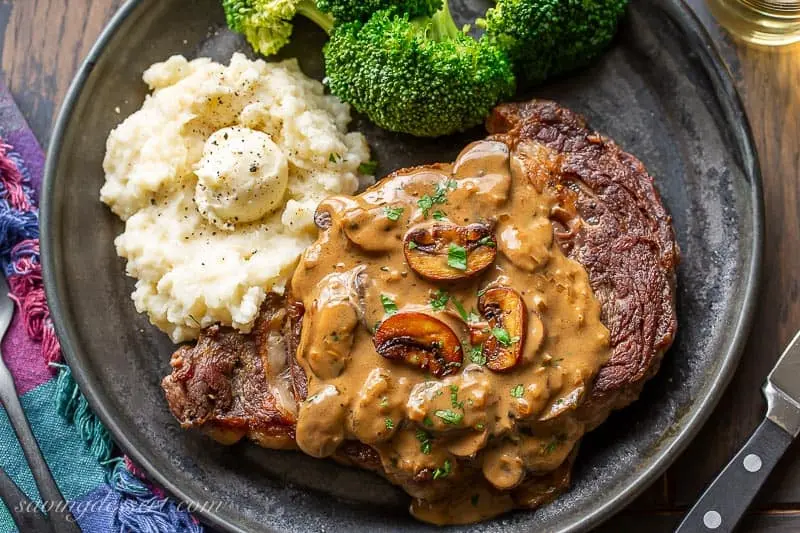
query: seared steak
161 293 297 449
487 100 679 427
162 99 679 522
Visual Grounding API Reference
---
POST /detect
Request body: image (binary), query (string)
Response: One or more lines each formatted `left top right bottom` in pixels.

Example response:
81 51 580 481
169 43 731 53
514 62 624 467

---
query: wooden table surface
1 1 798 531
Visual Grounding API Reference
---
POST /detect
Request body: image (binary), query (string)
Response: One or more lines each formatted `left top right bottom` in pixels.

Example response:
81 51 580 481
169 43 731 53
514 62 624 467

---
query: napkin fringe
1 136 203 531
51 363 114 463
111 460 203 533
0 139 114 464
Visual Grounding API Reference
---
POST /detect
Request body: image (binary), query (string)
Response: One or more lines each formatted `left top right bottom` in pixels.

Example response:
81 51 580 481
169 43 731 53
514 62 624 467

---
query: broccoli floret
323 2 516 137
481 0 628 85
222 0 334 56
316 0 443 22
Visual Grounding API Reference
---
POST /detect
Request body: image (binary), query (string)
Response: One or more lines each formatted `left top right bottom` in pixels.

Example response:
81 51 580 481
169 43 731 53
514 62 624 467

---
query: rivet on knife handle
675 418 792 533
677 330 800 533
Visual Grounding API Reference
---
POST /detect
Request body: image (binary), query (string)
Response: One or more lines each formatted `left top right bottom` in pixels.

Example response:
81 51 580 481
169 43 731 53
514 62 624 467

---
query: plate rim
40 1 765 531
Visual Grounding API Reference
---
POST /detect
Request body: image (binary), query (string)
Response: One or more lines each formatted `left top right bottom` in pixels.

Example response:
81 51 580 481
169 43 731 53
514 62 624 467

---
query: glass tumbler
707 0 800 45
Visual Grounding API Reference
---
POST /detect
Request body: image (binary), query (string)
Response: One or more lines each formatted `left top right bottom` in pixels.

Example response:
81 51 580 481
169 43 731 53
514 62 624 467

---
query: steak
487 100 679 427
162 99 679 521
161 293 297 449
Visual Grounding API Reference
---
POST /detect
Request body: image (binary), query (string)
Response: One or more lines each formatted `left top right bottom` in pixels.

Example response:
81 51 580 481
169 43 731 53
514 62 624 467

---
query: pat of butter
194 126 288 229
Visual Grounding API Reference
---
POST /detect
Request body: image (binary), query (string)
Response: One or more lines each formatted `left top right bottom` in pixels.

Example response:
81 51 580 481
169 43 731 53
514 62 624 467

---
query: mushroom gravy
289 140 611 524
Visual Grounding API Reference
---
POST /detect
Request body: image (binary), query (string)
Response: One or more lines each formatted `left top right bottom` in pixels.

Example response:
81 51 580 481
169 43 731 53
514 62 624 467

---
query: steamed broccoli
222 0 442 56
222 0 334 56
316 0 443 22
323 2 516 137
480 0 628 84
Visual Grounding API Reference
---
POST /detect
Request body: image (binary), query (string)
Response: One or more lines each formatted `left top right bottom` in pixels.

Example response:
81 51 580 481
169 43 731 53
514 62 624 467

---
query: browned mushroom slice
468 322 490 346
478 288 527 372
373 312 463 377
404 223 496 281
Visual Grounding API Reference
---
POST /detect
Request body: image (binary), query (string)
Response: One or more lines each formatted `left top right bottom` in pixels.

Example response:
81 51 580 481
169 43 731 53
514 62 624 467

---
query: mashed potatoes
101 53 373 342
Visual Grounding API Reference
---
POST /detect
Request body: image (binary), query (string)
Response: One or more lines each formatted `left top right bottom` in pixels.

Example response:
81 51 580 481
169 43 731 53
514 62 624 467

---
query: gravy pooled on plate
289 140 611 523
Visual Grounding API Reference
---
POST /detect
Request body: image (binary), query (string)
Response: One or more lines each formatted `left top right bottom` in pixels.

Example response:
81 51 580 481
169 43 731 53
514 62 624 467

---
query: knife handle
676 418 793 533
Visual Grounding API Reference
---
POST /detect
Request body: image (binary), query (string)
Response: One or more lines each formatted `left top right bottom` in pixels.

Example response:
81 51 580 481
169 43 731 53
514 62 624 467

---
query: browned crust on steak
161 293 297 449
487 100 679 427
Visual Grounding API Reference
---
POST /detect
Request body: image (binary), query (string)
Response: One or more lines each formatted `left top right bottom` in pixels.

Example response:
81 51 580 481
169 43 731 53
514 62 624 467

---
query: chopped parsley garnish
475 423 485 431
471 494 480 506
384 418 394 430
449 385 463 409
430 289 450 312
447 244 468 271
384 206 404 221
452 298 479 323
432 459 452 480
434 409 464 425
469 345 486 366
477 235 496 248
380 294 398 316
358 160 378 175
432 210 447 221
477 286 489 297
451 298 468 320
423 417 434 427
380 397 389 408
330 332 340 341
437 179 458 195
328 153 341 163
415 429 433 455
417 196 435 217
510 384 524 398
418 180 457 217
491 327 512 347
407 241 418 250
542 434 567 455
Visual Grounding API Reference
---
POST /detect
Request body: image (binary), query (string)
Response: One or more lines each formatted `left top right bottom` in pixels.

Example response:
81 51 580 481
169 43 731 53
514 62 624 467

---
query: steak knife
676 330 800 533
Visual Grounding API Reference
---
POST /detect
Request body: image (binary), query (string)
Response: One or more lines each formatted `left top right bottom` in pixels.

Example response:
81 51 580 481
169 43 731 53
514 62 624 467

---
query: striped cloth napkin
0 82 203 532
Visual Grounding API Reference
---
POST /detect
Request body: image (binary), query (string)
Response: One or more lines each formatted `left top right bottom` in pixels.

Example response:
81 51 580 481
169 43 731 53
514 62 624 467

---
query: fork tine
0 273 14 335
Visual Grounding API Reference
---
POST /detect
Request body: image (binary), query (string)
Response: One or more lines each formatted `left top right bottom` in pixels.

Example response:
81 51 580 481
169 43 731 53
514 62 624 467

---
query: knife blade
676 330 800 533
765 330 800 438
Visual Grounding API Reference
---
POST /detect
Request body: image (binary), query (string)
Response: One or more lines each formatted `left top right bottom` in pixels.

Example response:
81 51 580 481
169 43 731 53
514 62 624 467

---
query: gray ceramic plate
41 0 763 531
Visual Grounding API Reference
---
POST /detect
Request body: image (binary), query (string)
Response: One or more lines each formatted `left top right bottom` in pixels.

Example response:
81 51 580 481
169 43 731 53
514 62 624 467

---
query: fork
0 274 82 532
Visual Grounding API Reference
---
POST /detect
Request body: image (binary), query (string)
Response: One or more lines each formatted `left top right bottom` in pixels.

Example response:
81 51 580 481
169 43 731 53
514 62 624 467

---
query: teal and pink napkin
0 82 203 532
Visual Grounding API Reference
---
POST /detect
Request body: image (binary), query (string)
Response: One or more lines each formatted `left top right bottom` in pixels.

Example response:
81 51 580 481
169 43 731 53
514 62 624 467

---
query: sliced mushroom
478 288 528 372
404 223 496 281
468 321 490 346
482 441 525 490
538 385 585 422
313 209 332 230
373 312 463 377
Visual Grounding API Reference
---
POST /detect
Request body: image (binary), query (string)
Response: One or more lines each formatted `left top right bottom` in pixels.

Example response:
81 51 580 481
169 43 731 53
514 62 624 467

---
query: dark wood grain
0 0 124 144
672 2 800 514
597 511 800 533
1 0 799 531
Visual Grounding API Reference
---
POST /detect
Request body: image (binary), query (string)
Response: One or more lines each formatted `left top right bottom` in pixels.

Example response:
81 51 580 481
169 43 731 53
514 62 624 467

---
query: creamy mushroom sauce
289 141 611 524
